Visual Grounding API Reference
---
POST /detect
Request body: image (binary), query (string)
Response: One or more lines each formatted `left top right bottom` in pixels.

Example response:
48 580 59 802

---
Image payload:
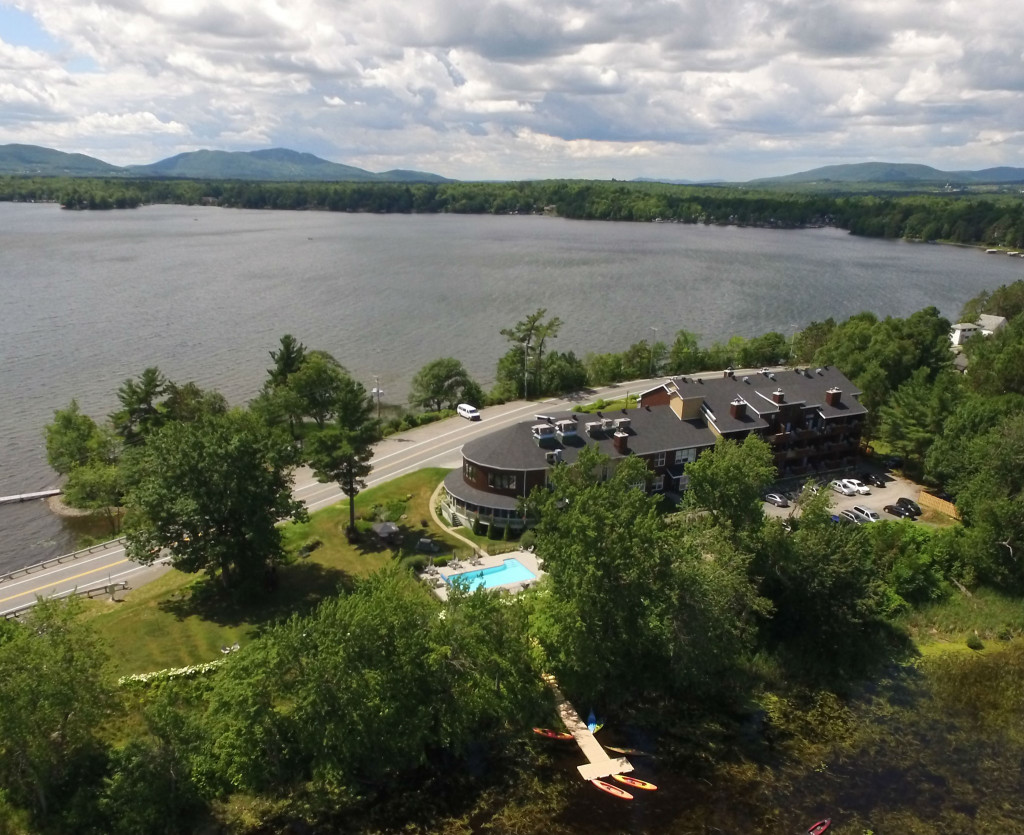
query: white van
457 403 481 421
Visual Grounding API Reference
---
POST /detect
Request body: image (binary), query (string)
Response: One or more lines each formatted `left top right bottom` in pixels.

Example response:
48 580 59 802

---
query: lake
1 202 1021 572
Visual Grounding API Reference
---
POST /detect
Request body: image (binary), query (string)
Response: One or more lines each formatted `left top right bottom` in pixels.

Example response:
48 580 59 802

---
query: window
654 451 666 467
464 462 476 480
674 448 697 464
487 472 517 490
653 474 665 492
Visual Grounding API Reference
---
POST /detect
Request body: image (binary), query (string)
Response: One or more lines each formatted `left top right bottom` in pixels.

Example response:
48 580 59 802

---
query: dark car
764 492 789 508
896 497 922 516
884 503 915 519
860 472 886 488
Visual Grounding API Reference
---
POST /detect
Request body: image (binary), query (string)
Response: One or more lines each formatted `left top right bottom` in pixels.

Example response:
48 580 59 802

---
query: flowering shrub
118 659 224 688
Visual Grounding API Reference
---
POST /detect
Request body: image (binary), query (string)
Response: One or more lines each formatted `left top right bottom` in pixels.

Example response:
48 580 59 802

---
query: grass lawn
85 468 459 676
899 585 1024 650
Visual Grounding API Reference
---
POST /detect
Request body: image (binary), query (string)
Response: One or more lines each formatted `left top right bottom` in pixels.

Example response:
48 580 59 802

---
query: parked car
803 481 821 496
896 497 922 517
850 505 881 523
764 492 789 508
457 403 481 421
830 479 856 496
859 472 886 488
838 509 860 523
841 478 871 495
884 504 915 519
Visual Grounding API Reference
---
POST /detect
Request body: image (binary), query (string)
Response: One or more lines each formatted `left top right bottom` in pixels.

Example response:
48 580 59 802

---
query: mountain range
1 144 1023 186
0 144 450 183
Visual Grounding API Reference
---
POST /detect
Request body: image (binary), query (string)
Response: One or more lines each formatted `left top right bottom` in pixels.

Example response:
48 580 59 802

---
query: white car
830 479 856 496
841 478 871 495
457 403 481 421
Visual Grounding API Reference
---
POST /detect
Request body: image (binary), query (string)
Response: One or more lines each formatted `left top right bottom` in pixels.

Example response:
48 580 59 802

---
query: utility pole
371 375 383 420
523 338 530 400
649 327 658 377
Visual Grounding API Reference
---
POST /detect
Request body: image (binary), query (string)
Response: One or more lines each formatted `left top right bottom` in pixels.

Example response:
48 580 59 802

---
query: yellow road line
0 559 129 604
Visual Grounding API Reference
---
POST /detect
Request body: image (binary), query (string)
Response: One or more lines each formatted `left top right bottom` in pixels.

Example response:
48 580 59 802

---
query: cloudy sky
1 0 1022 180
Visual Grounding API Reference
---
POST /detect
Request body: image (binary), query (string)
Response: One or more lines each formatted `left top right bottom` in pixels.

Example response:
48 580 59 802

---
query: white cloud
0 0 1021 178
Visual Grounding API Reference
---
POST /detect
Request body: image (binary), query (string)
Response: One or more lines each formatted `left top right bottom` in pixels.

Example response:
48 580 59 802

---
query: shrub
501 523 510 541
967 633 985 651
432 556 448 567
473 518 484 536
520 529 536 550
401 555 428 572
487 521 500 540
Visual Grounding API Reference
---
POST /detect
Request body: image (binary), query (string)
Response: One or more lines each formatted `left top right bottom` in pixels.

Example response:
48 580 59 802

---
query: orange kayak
611 773 658 791
532 727 572 741
590 779 633 800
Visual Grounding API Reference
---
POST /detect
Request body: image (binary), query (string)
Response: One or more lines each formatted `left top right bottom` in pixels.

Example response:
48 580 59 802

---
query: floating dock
0 489 61 505
542 673 633 781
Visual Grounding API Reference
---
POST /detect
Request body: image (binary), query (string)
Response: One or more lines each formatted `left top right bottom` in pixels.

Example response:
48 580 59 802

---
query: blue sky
1 0 1023 181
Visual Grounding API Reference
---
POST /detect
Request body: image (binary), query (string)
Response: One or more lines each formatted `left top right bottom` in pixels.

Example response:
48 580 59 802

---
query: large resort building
441 366 867 533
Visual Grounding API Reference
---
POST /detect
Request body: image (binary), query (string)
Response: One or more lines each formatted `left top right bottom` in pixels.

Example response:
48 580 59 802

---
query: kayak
807 820 831 835
532 727 572 741
611 773 658 791
604 745 654 757
590 779 633 800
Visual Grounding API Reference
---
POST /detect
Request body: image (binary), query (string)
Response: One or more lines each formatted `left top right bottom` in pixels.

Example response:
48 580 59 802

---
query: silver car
850 505 881 523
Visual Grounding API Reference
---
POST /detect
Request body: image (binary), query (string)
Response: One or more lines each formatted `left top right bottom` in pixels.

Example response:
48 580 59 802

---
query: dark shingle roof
461 406 714 472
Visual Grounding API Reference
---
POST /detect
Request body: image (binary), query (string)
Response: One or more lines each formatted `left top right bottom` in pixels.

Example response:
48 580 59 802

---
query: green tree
963 315 1024 397
543 350 589 393
123 409 306 591
162 381 227 423
267 333 307 388
500 308 563 396
0 600 112 823
305 377 378 535
288 350 348 428
878 368 964 478
44 399 115 475
792 318 836 363
665 329 707 374
683 435 776 536
111 366 167 444
63 462 124 535
408 357 484 411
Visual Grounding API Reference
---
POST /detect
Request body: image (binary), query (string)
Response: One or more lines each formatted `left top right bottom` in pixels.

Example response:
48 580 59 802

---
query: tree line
4 174 1024 247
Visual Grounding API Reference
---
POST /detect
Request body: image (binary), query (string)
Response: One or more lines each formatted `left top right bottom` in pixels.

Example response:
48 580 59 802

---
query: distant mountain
0 144 450 183
0 144 122 176
749 161 1024 186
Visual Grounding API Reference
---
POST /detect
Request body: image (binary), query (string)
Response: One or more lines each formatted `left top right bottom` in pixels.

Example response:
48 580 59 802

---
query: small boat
532 727 572 741
590 779 633 800
611 773 658 791
807 819 831 835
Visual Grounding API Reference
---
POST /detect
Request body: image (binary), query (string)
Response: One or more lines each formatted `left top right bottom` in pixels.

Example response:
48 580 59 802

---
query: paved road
0 378 658 616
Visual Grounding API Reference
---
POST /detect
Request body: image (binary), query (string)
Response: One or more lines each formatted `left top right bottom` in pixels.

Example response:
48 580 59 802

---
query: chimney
825 387 842 407
613 431 628 455
772 388 785 404
729 397 746 419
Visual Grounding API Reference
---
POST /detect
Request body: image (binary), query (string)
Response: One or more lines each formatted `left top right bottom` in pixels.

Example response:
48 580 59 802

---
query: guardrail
3 581 129 620
0 537 126 584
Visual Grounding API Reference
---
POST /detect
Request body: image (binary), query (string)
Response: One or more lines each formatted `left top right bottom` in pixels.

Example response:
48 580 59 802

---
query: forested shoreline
2 174 1024 248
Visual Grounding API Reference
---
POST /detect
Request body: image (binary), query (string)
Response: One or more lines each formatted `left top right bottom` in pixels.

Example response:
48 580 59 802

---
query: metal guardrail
0 537 126 584
3 581 129 619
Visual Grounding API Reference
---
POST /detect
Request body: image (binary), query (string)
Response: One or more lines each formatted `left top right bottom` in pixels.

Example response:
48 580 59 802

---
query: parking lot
763 467 925 523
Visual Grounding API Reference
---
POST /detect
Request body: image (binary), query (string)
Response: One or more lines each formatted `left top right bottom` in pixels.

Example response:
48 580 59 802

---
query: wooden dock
542 673 632 781
0 489 61 505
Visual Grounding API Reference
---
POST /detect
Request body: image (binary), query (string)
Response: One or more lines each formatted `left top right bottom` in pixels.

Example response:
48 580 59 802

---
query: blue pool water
446 558 536 591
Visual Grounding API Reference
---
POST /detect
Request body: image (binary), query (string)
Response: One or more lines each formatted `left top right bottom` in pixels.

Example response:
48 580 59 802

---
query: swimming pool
446 558 537 591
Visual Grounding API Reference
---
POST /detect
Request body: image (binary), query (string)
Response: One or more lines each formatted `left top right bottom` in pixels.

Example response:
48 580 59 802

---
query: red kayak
611 773 657 791
807 820 831 835
590 779 633 800
532 727 572 741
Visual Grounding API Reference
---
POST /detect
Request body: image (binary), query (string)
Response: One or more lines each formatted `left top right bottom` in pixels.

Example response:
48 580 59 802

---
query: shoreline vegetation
2 174 1024 249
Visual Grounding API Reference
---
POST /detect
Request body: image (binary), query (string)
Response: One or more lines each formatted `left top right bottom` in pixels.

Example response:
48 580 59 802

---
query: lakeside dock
0 489 61 506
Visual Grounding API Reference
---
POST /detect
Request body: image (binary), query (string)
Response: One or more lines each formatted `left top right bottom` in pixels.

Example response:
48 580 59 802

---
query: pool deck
420 549 543 601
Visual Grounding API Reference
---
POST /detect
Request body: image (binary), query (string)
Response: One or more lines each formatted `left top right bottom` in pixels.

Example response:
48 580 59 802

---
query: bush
473 518 484 536
432 556 449 567
401 555 428 572
487 522 500 540
520 529 536 550
967 633 985 651
501 523 510 541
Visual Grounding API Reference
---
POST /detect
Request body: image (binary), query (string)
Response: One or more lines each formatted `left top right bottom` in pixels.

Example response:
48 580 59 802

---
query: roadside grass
85 468 457 676
899 586 1024 650
571 394 638 413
